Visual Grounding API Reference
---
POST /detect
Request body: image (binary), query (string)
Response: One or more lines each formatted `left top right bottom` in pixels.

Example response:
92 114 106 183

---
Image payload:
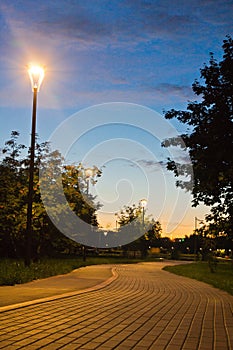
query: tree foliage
117 204 162 257
163 36 233 239
117 204 142 227
0 131 101 259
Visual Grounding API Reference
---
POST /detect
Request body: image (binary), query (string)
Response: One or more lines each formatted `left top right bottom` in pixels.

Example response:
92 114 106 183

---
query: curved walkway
0 262 233 349
0 265 114 308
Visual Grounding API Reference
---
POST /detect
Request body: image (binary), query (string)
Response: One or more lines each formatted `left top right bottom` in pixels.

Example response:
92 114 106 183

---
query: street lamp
140 198 147 227
85 167 93 195
115 213 118 231
82 167 94 262
25 64 45 266
194 216 204 258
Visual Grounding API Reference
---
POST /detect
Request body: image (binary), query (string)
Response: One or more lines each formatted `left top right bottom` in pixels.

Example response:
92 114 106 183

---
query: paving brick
0 262 233 350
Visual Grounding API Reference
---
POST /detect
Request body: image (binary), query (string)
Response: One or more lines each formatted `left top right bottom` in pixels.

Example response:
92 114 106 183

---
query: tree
162 36 233 241
62 164 101 227
0 131 26 257
0 131 102 259
118 204 142 227
145 220 162 246
117 204 162 257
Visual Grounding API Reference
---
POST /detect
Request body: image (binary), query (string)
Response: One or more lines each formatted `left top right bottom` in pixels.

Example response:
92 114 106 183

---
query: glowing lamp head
140 198 147 208
28 65 45 91
85 168 93 178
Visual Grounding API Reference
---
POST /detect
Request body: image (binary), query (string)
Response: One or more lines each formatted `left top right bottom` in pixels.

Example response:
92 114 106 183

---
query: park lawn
163 261 233 296
0 257 143 286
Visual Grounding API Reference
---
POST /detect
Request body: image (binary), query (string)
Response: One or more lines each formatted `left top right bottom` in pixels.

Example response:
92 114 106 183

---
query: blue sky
0 0 232 237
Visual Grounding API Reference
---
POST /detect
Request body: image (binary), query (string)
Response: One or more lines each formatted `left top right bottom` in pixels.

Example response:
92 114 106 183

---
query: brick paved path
0 262 233 350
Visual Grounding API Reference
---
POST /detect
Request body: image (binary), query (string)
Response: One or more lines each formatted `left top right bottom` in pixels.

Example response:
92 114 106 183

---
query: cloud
0 0 231 111
1 0 232 65
2 0 232 50
121 0 232 37
129 159 166 172
142 83 194 99
139 159 165 169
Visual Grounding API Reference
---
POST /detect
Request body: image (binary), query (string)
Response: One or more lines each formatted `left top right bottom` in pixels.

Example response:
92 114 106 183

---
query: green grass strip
163 261 233 295
0 257 143 286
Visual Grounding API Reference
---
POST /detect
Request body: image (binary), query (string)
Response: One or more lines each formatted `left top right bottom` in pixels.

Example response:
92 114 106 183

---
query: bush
207 253 218 273
170 250 181 260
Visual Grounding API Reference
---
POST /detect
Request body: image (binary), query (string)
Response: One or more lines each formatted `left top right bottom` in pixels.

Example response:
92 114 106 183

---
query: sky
0 0 232 238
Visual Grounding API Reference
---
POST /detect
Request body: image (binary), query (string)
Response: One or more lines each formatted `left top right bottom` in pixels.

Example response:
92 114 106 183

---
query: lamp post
140 199 147 228
82 168 93 262
194 216 203 259
25 65 44 266
85 167 93 195
115 213 118 232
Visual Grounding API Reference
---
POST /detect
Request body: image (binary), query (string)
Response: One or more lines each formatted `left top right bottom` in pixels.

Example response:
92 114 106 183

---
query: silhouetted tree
0 132 101 259
162 36 233 242
117 204 162 257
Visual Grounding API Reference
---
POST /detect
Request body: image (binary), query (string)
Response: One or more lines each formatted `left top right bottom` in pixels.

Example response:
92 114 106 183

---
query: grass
0 257 143 286
163 261 233 295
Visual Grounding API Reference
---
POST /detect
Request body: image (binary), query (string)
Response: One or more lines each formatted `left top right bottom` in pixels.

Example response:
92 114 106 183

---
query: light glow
140 198 147 208
28 64 45 91
85 168 94 178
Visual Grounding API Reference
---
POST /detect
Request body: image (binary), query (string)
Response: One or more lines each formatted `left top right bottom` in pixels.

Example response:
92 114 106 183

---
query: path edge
0 266 118 313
